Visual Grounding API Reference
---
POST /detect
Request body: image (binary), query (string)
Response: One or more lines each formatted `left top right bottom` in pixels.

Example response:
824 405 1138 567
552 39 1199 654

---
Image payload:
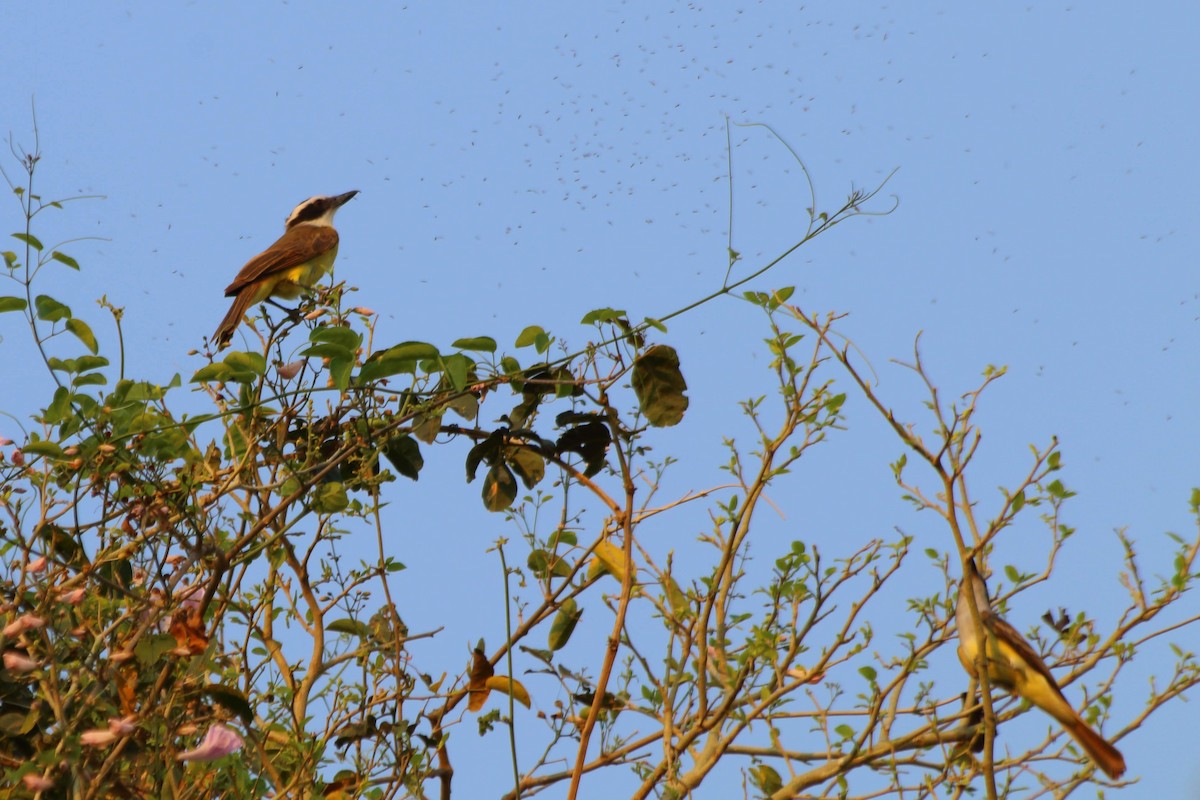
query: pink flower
3 614 46 637
58 587 86 605
80 729 118 747
2 651 39 673
21 774 54 791
25 556 48 573
10 449 24 467
275 360 306 380
108 716 138 736
79 717 137 747
176 723 244 762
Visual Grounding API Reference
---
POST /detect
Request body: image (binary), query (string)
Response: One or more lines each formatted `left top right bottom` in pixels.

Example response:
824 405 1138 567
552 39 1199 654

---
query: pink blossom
276 360 306 380
80 729 118 747
21 774 54 791
176 723 244 762
3 614 46 637
2 651 39 673
79 717 137 747
25 556 48 573
58 587 86 605
10 449 24 467
108 716 138 736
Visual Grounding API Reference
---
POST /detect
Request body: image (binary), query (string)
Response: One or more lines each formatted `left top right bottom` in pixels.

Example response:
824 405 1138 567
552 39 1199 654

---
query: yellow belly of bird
248 245 339 303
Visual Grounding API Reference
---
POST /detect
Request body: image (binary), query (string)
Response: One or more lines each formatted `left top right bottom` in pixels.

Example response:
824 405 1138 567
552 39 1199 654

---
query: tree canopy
1 141 1197 800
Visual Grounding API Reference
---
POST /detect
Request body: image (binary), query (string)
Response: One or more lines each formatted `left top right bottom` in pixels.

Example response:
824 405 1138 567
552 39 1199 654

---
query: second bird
212 190 358 349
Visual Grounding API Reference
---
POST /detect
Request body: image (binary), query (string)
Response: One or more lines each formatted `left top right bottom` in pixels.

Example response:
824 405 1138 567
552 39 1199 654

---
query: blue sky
4 2 1197 796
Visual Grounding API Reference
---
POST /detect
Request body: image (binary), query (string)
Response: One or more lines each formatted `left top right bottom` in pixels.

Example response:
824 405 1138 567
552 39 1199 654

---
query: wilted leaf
467 648 494 711
631 344 688 427
555 421 610 477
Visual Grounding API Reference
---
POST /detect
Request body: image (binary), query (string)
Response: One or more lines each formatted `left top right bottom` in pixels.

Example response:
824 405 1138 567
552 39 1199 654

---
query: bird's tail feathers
1062 714 1126 780
213 292 252 350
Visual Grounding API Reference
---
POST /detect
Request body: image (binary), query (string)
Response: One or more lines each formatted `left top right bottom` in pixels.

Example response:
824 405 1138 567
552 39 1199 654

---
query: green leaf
310 482 349 514
1011 489 1026 513
72 372 107 387
579 307 625 325
301 342 353 360
507 447 545 489
514 325 546 348
1190 488 1200 516
43 387 73 425
858 665 877 682
377 341 440 361
329 357 354 391
749 764 782 795
20 440 64 458
204 684 254 725
631 344 689 427
548 599 583 651
357 341 440 383
482 462 517 512
446 393 479 422
834 723 855 741
0 296 27 313
770 286 795 306
309 325 362 352
134 633 176 666
328 618 372 637
51 251 80 270
382 436 423 481
452 336 497 353
191 363 232 383
65 318 99 354
12 232 43 250
34 294 71 322
465 430 504 482
441 353 473 391
664 575 690 619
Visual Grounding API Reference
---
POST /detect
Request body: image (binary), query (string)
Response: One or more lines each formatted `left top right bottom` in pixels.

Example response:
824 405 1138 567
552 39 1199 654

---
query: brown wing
224 226 340 297
989 614 1065 692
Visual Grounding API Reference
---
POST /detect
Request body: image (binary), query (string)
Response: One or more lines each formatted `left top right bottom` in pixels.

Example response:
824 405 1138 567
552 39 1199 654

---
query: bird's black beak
334 190 359 207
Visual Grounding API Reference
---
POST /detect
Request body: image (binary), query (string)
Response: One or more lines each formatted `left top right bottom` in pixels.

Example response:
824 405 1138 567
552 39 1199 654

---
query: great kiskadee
956 558 1126 779
212 190 358 348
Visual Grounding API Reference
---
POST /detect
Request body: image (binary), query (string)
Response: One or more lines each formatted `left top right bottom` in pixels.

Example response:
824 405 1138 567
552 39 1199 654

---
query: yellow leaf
484 675 531 708
593 539 634 584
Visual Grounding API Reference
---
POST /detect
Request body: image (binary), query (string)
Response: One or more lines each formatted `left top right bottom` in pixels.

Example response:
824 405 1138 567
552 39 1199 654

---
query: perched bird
212 190 358 348
956 558 1125 779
